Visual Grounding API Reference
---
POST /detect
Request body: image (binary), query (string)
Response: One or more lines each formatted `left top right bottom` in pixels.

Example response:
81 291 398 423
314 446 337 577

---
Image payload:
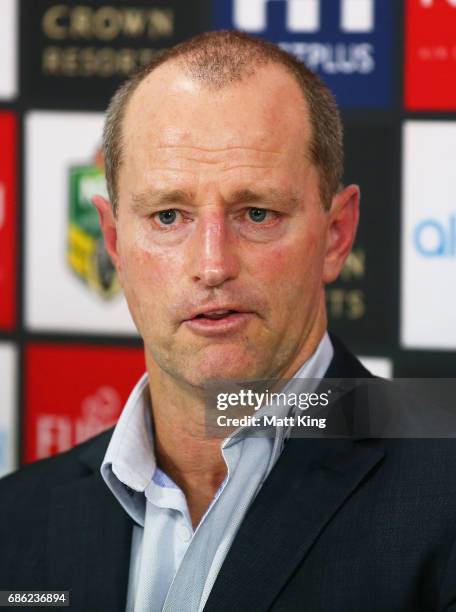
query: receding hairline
103 30 343 214
121 56 313 145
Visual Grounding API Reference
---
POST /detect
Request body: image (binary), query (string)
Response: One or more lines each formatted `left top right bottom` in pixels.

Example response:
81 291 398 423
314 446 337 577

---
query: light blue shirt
101 332 333 611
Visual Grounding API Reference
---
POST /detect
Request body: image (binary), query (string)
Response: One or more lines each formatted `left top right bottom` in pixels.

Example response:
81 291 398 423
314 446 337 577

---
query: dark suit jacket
2 335 456 611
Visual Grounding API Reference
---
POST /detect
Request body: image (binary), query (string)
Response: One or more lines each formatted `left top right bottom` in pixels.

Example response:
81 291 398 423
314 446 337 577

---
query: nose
189 209 240 288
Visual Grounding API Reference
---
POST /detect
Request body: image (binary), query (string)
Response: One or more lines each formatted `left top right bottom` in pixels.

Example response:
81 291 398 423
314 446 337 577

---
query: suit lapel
47 431 133 611
204 436 384 611
204 335 383 612
326 332 374 380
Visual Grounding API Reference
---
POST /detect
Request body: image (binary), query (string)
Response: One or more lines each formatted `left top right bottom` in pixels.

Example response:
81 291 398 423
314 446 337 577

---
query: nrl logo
67 148 120 299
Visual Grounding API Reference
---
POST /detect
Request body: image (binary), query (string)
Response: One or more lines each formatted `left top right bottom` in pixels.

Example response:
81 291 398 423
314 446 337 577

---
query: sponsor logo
326 248 366 320
25 344 145 461
67 148 120 299
40 4 173 79
41 5 174 40
405 0 456 109
401 122 456 349
234 0 376 74
414 215 456 257
234 0 374 33
214 0 394 107
35 385 120 459
22 2 209 107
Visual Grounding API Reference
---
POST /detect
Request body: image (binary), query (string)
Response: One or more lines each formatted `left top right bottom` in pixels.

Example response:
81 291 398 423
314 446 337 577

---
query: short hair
103 30 343 215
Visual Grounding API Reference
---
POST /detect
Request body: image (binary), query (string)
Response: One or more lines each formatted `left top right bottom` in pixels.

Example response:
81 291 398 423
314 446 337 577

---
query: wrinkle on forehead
154 144 280 153
121 147 308 198
122 62 312 152
126 125 293 162
146 144 284 169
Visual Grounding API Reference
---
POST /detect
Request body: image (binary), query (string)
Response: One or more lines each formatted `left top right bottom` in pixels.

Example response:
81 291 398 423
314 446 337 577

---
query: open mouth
193 310 239 321
183 308 252 334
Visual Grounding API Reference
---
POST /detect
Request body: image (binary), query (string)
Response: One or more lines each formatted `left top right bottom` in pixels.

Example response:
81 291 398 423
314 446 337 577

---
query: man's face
98 62 357 387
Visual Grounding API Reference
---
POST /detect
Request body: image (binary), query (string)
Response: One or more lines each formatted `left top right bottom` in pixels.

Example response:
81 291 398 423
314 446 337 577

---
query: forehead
121 61 312 169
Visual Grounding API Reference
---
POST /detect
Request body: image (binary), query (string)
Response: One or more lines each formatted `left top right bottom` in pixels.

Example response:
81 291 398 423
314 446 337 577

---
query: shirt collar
101 372 155 525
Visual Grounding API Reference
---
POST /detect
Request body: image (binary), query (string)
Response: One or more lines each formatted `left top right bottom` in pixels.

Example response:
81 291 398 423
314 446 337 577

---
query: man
1 31 456 612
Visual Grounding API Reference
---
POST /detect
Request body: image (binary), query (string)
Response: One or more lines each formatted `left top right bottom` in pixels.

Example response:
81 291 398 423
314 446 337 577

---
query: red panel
24 343 145 463
0 112 17 329
405 0 456 110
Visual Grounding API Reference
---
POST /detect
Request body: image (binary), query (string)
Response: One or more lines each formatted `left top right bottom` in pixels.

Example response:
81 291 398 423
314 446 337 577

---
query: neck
146 358 225 527
146 304 328 527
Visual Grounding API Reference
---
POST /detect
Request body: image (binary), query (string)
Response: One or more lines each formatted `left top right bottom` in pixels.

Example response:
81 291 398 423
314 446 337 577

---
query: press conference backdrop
0 0 455 477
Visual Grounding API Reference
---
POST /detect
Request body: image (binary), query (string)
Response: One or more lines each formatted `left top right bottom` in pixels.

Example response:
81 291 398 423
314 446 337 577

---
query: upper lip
185 305 252 320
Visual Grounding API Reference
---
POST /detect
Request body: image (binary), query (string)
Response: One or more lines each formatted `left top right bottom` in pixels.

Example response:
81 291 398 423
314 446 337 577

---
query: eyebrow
130 187 299 213
131 189 191 214
226 189 300 210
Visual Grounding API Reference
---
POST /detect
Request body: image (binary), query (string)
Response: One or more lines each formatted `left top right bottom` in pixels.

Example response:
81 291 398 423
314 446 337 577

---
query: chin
150 340 271 388
189 349 263 386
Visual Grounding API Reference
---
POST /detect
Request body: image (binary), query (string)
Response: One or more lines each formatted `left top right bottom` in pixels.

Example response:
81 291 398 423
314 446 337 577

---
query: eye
247 207 268 223
155 209 179 226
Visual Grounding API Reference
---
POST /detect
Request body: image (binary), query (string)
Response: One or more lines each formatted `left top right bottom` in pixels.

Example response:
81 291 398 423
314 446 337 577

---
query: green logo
67 153 119 299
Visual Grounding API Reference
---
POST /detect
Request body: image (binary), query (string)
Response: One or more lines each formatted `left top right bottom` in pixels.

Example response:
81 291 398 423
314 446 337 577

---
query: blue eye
248 208 267 223
157 210 177 225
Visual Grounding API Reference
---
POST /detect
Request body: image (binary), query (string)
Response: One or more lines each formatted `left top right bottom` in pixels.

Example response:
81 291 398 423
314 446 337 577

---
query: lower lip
183 313 254 336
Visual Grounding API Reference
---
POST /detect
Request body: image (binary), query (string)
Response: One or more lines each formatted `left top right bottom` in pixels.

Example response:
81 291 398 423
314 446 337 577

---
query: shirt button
178 524 192 543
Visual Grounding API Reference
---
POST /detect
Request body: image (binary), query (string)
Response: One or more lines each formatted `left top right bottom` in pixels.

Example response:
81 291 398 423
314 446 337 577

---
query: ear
322 184 360 284
91 195 121 271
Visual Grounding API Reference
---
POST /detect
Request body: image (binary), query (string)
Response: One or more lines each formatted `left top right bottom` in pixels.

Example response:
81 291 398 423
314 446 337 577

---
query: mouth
183 307 254 335
193 309 240 321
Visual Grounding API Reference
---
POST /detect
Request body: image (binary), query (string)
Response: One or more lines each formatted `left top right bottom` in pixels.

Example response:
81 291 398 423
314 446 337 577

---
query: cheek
118 237 181 337
118 224 182 290
247 231 325 292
